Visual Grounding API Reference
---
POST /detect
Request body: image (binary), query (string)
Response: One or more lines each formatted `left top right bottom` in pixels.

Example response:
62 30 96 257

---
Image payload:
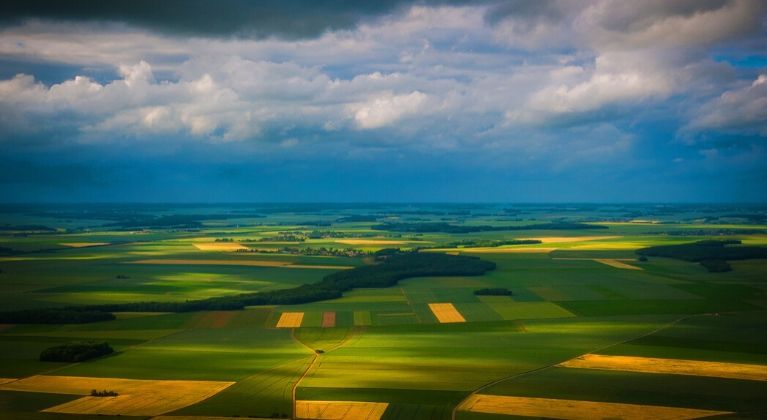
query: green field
1 203 766 419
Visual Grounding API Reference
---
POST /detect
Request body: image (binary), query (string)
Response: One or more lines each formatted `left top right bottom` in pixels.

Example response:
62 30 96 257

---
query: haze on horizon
0 0 766 203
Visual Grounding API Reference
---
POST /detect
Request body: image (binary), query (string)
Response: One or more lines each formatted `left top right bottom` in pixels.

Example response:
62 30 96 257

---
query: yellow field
521 236 620 243
0 378 16 385
276 312 304 328
193 242 248 251
59 242 110 248
459 394 731 419
128 259 352 270
295 400 388 420
152 416 255 420
594 259 642 270
426 247 556 254
560 354 767 381
0 375 233 416
334 239 409 245
428 303 466 323
152 416 259 420
286 264 354 270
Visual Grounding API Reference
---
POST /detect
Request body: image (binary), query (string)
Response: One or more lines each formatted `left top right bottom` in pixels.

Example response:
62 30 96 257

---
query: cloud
578 0 764 50
507 51 674 123
0 0 765 198
350 91 429 129
489 0 764 51
0 0 417 40
686 74 767 137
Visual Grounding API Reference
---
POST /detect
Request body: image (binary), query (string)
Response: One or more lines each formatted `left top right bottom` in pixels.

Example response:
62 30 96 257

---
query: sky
0 0 766 203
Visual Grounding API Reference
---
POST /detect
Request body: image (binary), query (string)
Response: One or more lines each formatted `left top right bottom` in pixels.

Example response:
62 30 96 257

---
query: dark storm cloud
483 0 564 25
0 0 495 39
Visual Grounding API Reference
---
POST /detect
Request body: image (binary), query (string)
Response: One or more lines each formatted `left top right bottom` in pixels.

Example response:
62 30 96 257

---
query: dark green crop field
1 203 766 419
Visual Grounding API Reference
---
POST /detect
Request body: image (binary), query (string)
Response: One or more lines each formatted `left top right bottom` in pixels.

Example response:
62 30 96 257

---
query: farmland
1 203 766 419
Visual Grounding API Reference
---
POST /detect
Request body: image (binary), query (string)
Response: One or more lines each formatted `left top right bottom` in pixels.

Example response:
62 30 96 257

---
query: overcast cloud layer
0 0 765 202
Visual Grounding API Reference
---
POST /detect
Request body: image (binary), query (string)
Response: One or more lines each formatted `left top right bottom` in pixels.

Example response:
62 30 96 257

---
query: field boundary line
400 287 422 323
290 328 319 420
450 314 701 420
289 326 362 419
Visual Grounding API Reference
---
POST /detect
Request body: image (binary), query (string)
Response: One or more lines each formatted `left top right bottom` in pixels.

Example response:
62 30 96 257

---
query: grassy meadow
0 203 766 419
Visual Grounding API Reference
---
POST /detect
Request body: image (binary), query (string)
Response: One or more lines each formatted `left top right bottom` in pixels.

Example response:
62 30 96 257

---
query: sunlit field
1 203 766 419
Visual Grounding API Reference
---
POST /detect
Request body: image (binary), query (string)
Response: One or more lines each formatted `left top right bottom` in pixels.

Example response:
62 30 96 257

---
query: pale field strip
192 242 248 251
0 378 16 385
152 416 274 420
276 312 304 328
560 354 767 382
520 236 621 243
459 394 731 420
152 416 268 420
552 258 637 261
0 375 233 417
128 259 352 270
594 259 643 270
59 242 110 248
334 239 411 245
428 303 466 323
425 247 556 254
295 400 388 420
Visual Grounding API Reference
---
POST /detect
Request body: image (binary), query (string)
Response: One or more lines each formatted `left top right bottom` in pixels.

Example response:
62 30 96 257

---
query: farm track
290 327 361 419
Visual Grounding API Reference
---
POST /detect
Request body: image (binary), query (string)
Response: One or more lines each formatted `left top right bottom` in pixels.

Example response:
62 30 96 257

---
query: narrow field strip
459 394 731 420
322 311 336 328
426 247 555 254
152 416 258 420
286 264 354 270
594 259 642 270
334 239 410 245
0 375 234 417
128 259 352 269
295 400 388 420
428 303 466 323
0 378 17 385
192 242 248 251
276 312 305 328
59 242 110 248
560 354 767 381
521 236 620 243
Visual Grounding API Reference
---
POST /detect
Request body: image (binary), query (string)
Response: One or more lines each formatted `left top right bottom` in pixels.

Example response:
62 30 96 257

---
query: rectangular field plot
0 375 234 416
459 394 731 420
322 312 336 328
276 312 304 328
192 242 248 251
560 354 767 381
454 302 504 322
484 301 575 320
428 303 466 323
594 259 642 270
351 311 371 326
374 312 419 326
296 400 388 420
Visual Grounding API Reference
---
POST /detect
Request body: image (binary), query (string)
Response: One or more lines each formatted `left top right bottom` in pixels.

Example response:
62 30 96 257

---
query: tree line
371 222 608 233
0 250 496 323
39 341 114 362
636 240 767 273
